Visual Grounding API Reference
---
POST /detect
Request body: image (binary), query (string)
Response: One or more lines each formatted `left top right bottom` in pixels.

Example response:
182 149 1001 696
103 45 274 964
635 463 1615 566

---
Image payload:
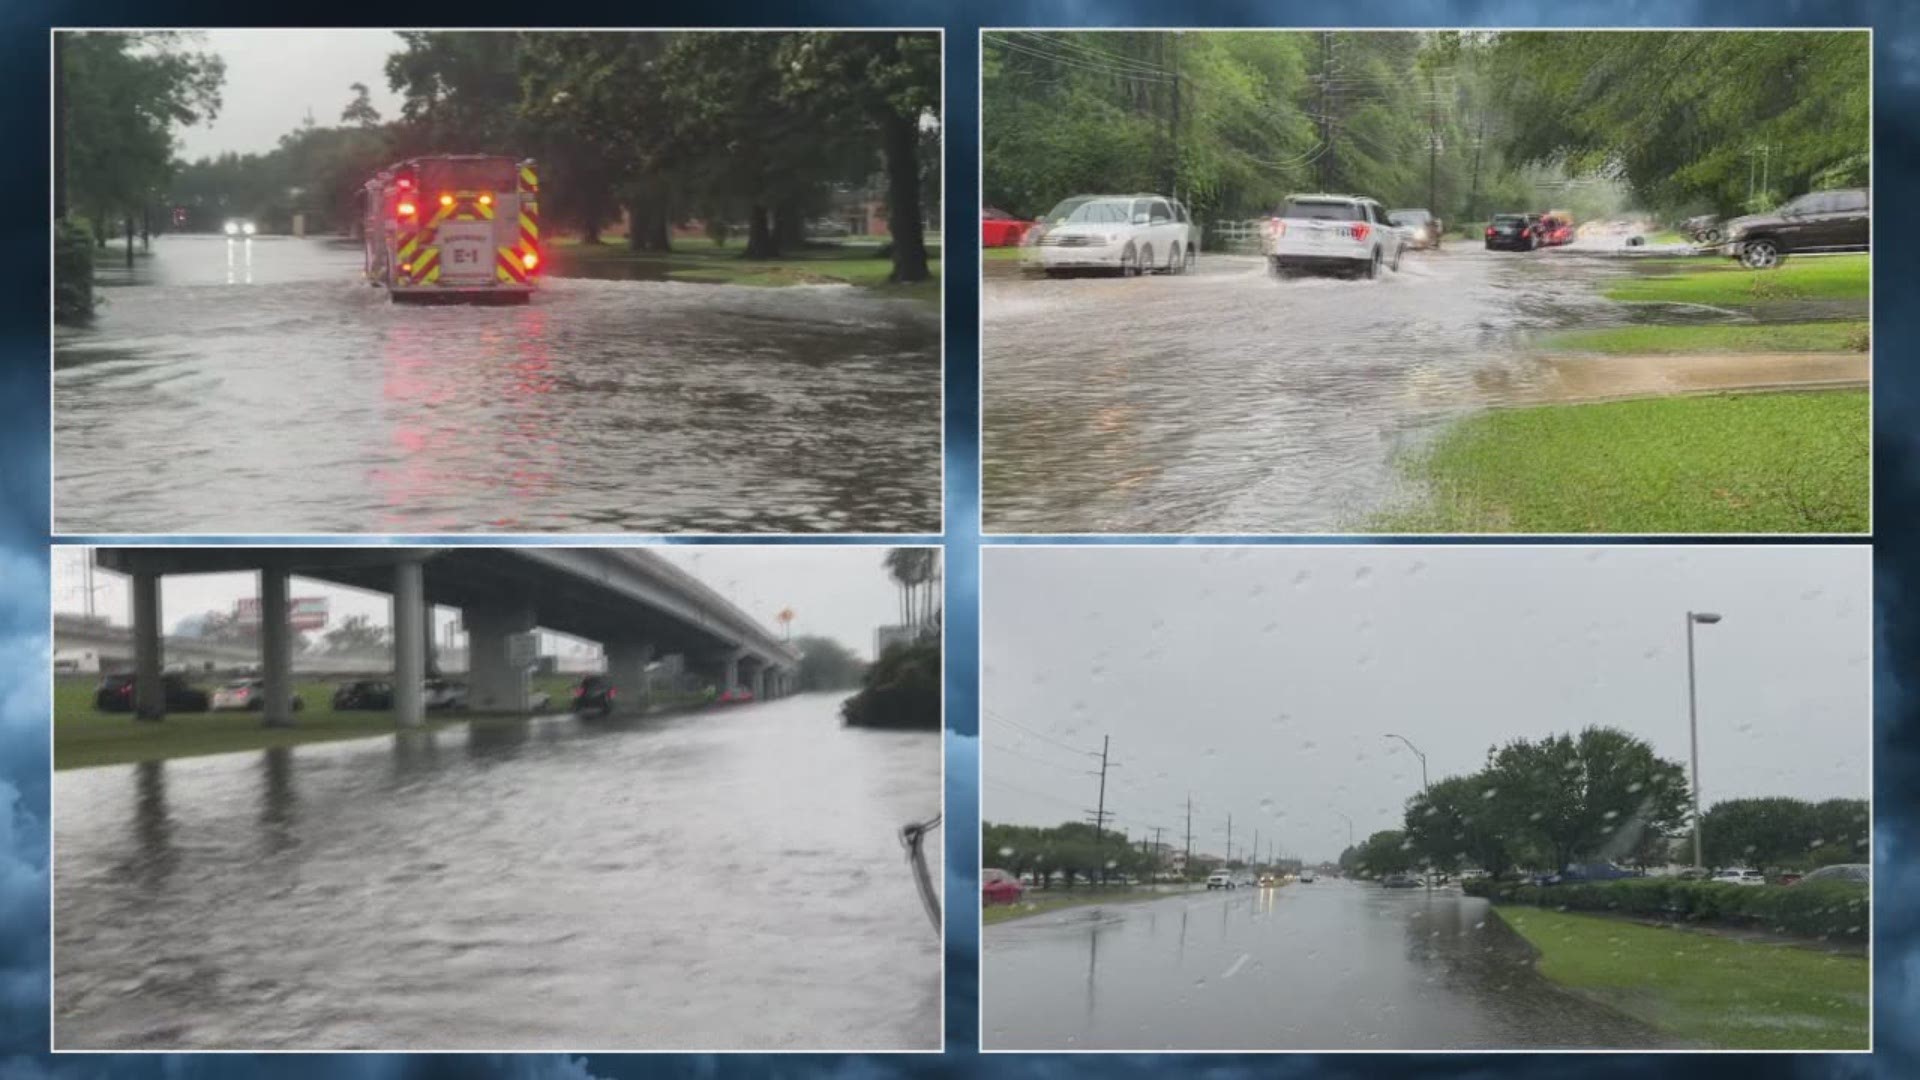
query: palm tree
884 548 938 629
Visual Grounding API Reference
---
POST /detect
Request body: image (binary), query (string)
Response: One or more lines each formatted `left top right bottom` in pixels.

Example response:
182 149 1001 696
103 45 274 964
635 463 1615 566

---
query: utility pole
1252 828 1260 869
1167 33 1181 198
1317 32 1336 190
1085 735 1115 881
1183 794 1194 877
1226 812 1234 864
1427 66 1438 213
1467 111 1486 225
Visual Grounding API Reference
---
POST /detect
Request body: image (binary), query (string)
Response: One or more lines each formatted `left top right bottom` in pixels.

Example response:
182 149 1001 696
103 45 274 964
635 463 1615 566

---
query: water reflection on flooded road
57 236 940 533
55 693 941 1050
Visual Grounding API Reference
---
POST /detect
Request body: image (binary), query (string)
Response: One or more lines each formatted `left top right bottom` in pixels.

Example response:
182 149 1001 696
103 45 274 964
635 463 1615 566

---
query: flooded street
54 692 942 1050
56 236 940 533
982 878 1670 1050
983 245 1675 533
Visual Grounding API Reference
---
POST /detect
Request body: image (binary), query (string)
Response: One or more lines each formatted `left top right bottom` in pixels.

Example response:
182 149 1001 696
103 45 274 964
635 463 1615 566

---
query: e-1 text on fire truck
361 155 541 302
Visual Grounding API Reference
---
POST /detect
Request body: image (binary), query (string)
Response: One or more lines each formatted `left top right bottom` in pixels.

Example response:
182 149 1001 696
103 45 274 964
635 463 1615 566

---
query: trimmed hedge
55 217 95 324
1465 876 1869 942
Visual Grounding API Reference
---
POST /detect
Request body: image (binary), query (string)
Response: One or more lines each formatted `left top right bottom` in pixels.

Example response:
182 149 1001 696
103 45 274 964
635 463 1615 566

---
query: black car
94 672 211 712
1725 188 1870 269
1484 213 1538 251
1380 873 1421 888
571 675 616 717
332 679 395 710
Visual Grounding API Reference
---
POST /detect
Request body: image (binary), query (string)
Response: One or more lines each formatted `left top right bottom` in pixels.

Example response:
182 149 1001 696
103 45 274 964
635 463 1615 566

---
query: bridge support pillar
710 650 743 697
259 564 295 727
131 567 164 720
606 642 654 714
392 558 427 728
466 605 535 713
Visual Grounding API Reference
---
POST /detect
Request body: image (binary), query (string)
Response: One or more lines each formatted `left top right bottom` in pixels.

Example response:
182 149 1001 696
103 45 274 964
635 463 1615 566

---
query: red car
982 208 1035 248
982 867 1025 905
718 687 756 704
1538 215 1574 247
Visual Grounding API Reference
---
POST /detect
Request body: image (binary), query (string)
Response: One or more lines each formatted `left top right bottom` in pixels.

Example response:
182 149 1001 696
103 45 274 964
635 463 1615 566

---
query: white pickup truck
1261 194 1408 279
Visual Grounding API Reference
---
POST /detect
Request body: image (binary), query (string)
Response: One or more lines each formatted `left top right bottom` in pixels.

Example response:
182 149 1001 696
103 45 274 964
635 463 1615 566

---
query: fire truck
361 155 540 302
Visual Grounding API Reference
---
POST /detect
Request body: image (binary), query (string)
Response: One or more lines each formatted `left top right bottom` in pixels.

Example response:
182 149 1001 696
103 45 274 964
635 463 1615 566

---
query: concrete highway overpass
94 547 802 726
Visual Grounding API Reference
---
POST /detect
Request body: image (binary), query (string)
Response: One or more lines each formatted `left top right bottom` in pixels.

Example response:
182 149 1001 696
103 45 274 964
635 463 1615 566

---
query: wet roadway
54 692 942 1051
982 877 1673 1050
55 236 940 533
981 242 1854 533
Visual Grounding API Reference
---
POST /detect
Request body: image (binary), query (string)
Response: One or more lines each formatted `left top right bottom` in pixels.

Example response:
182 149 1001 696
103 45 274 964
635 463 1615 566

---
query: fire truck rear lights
439 194 455 207
478 194 493 206
521 252 539 270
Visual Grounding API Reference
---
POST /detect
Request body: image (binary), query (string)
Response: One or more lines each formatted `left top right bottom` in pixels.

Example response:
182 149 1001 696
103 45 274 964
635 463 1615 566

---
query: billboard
234 596 330 631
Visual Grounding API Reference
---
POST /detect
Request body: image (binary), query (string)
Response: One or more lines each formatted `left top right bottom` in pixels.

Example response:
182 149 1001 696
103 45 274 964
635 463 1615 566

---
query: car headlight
223 221 238 236
243 222 257 236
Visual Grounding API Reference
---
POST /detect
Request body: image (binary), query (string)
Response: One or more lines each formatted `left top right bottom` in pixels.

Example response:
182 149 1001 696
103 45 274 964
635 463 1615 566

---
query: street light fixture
1686 611 1722 870
1384 733 1429 792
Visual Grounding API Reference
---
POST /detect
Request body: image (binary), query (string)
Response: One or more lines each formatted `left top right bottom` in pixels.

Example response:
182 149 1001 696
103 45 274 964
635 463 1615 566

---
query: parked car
1485 213 1540 251
1206 871 1235 890
422 679 468 711
982 207 1035 248
1027 193 1200 276
1724 188 1870 268
1263 194 1407 278
94 672 210 713
1387 208 1443 250
1711 868 1768 887
982 867 1025 905
571 675 616 717
718 687 757 704
331 680 394 711
1797 863 1870 886
1557 862 1643 883
1298 870 1317 883
1380 873 1420 888
210 679 304 713
1683 214 1723 245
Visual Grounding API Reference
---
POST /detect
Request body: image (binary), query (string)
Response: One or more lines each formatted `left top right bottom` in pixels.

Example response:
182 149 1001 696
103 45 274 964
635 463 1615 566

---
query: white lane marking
1222 953 1251 980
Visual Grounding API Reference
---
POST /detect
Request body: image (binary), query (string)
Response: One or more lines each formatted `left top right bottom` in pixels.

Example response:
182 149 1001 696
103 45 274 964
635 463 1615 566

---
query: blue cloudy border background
3 2 1914 1077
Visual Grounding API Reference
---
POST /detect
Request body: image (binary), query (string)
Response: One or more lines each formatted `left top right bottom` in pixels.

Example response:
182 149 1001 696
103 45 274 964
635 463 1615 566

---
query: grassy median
1498 906 1868 1049
1606 253 1868 306
1378 389 1869 533
53 674 650 770
1539 320 1870 355
551 236 940 303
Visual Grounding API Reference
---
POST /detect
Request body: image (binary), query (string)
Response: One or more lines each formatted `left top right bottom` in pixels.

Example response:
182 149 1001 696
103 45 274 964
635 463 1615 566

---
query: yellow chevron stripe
518 212 538 237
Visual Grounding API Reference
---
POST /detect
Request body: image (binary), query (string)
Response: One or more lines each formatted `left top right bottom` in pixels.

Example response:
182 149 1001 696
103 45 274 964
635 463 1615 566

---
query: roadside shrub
55 217 95 324
1471 876 1867 941
840 638 938 730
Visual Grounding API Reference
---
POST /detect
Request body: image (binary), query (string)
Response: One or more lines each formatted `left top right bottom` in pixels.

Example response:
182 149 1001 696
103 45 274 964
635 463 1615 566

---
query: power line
985 739 1092 775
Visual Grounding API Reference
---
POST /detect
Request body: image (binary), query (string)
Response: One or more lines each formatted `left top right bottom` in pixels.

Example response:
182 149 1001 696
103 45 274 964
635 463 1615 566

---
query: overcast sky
54 546 917 660
982 546 1870 864
169 30 406 161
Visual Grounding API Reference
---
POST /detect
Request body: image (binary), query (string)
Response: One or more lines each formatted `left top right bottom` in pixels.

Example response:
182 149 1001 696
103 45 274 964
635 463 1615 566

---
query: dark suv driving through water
1724 188 1870 268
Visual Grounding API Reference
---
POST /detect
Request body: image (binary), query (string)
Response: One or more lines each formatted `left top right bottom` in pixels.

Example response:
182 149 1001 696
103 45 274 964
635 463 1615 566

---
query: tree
321 614 390 656
781 32 941 281
1485 727 1690 874
884 548 938 628
1353 829 1417 877
793 634 865 691
1403 772 1513 878
341 81 382 128
1701 796 1870 872
60 31 225 267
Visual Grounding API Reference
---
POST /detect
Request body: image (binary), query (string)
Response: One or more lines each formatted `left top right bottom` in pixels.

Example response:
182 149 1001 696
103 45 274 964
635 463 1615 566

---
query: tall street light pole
1384 733 1428 792
1334 810 1354 849
1686 611 1723 870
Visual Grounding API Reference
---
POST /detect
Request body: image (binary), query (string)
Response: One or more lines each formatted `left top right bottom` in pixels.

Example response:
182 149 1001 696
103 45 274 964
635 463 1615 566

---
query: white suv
1205 871 1234 890
1028 193 1200 276
1262 194 1407 279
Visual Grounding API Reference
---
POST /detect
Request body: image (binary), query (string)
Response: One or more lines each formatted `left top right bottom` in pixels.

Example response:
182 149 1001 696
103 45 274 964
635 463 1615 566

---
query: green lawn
983 884 1203 925
551 236 940 303
983 246 1024 262
1539 321 1870 355
53 674 693 770
1498 906 1868 1050
1377 389 1869 533
1606 253 1868 306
